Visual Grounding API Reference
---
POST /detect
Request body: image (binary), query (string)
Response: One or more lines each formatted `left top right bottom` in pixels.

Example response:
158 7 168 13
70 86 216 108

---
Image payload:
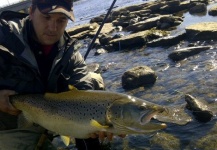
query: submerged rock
150 132 181 150
185 123 217 150
168 46 212 61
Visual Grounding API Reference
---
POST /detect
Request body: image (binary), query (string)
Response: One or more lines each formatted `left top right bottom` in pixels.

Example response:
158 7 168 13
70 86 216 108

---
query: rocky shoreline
67 0 217 89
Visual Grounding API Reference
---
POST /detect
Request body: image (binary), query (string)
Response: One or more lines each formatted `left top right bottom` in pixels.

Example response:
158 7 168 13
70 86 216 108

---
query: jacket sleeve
65 50 95 90
0 20 7 44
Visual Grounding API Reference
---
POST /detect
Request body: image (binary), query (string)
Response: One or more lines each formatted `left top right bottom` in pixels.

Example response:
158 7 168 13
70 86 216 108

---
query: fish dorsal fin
60 135 71 146
68 85 78 91
90 119 109 129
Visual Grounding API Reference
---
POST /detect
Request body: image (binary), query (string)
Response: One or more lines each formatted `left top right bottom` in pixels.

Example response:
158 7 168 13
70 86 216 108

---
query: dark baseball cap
32 0 75 21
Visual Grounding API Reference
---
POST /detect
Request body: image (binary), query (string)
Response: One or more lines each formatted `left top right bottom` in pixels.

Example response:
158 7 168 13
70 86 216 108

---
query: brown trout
10 89 167 139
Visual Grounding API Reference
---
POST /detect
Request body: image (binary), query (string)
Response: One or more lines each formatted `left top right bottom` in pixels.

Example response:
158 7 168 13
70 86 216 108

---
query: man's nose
48 20 57 31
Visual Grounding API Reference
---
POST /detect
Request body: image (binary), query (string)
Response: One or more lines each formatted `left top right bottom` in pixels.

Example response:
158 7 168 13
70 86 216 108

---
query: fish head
107 96 167 133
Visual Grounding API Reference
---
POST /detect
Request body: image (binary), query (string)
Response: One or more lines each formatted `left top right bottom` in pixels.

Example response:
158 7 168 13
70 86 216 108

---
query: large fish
10 89 167 140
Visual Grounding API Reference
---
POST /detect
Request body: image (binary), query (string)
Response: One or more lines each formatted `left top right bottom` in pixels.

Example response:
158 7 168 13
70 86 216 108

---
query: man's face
29 7 68 45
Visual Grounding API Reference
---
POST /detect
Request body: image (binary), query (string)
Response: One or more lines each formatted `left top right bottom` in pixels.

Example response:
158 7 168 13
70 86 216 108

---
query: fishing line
84 0 117 60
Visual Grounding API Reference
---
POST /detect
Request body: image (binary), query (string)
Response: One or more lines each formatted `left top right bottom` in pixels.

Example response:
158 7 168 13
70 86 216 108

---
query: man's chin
40 39 57 45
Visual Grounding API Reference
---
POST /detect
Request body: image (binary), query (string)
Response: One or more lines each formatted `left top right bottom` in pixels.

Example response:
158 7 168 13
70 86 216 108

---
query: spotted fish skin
11 90 166 139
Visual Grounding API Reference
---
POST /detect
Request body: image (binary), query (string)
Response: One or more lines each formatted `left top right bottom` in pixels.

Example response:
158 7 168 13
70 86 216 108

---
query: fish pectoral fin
90 119 109 129
68 85 78 90
60 135 71 146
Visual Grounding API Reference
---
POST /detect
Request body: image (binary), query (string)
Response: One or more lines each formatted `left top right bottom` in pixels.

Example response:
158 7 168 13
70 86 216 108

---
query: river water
66 0 217 149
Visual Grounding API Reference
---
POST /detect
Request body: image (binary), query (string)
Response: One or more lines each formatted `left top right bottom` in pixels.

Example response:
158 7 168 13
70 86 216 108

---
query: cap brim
48 8 75 21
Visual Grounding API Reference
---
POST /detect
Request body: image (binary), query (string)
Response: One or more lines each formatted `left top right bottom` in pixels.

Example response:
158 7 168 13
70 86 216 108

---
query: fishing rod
84 0 117 60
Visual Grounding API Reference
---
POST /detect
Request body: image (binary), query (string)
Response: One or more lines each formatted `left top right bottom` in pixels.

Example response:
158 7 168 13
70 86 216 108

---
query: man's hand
0 90 21 115
89 131 126 142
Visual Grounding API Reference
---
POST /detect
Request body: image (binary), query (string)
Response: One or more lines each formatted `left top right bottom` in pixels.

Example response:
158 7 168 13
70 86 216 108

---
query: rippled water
67 0 217 149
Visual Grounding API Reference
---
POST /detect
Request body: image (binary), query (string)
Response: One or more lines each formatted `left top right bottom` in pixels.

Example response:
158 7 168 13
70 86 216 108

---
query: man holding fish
0 0 116 149
0 0 166 150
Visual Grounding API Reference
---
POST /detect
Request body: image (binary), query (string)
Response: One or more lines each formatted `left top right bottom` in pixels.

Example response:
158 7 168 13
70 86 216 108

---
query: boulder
189 3 207 14
122 66 157 89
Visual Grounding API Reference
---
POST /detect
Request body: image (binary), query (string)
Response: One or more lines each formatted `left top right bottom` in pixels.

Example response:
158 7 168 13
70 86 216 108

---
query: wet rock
119 14 137 21
150 132 181 150
185 94 214 122
121 66 157 89
67 23 99 36
112 20 130 28
90 15 104 23
94 48 107 56
86 63 100 73
208 5 217 16
109 29 168 49
110 3 145 21
185 22 217 41
112 33 124 39
90 14 113 23
126 15 181 32
68 23 115 39
121 4 145 12
158 15 183 29
147 31 186 47
144 1 165 13
165 0 180 6
110 8 128 17
190 0 209 5
130 9 151 18
112 13 137 27
99 33 112 45
168 46 211 61
92 23 116 35
86 23 117 40
189 3 207 14
126 15 163 32
160 1 190 14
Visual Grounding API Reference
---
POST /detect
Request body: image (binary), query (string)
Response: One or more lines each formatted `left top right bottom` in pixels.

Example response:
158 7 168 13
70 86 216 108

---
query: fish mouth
140 106 166 125
137 106 167 131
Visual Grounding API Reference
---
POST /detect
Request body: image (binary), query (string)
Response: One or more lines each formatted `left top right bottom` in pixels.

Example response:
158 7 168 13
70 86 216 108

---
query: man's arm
0 90 20 115
67 50 94 90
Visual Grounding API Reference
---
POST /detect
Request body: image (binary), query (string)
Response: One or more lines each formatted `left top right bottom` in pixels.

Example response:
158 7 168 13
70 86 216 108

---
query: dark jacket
0 14 94 130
